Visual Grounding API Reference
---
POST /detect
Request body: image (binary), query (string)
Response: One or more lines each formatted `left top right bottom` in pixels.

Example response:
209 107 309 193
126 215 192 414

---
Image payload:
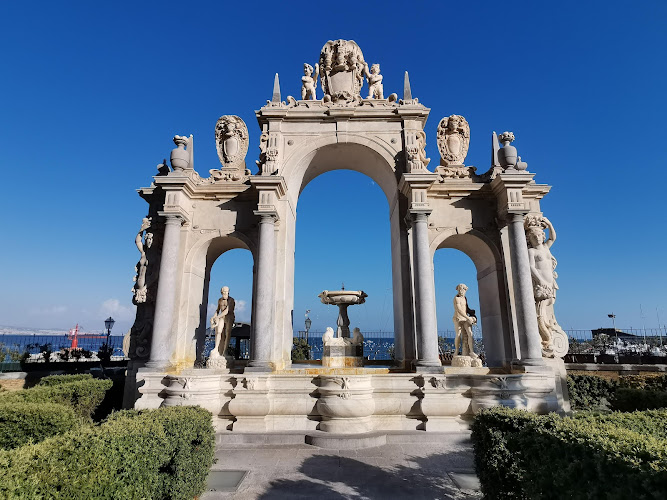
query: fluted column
412 211 441 370
147 214 182 369
247 213 276 371
507 213 543 365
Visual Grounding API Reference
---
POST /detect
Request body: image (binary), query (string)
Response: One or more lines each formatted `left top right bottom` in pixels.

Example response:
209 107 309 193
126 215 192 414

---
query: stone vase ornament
170 135 190 170
497 131 517 169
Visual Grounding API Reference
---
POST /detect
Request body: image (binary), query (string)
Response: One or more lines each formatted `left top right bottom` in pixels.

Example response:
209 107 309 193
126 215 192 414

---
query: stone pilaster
491 173 544 366
147 213 183 369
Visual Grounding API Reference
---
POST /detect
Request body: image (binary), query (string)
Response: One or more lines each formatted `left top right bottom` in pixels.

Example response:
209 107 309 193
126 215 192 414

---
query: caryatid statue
301 63 319 100
209 286 235 365
525 215 568 357
132 217 152 304
452 284 481 366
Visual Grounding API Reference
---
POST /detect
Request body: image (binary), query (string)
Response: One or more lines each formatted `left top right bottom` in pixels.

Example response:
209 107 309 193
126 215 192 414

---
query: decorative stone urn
317 375 375 433
170 135 190 171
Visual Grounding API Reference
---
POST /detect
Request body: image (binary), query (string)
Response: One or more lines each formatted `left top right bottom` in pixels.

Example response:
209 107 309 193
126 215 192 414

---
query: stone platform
135 362 567 434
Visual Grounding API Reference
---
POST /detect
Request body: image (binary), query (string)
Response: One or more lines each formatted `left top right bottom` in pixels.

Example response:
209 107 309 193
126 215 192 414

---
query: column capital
409 209 432 223
254 210 279 223
157 211 186 225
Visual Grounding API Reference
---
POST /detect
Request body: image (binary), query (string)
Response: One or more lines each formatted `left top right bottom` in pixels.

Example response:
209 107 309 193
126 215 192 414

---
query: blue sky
1 1 666 335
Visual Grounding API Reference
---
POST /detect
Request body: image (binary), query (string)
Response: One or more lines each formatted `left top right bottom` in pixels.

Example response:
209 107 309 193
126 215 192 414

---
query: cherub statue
209 286 235 361
452 284 479 360
366 63 384 99
352 327 364 345
322 327 335 344
525 215 567 357
301 63 319 100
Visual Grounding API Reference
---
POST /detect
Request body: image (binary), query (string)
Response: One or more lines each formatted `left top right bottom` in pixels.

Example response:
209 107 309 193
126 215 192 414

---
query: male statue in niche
452 283 482 367
208 286 235 367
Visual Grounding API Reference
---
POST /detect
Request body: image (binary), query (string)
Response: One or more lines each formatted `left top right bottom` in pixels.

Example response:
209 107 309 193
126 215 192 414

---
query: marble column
507 213 543 365
248 213 276 371
411 211 441 370
147 214 182 369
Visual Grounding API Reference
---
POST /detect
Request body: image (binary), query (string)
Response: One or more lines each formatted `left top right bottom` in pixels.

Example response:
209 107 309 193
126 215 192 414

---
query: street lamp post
608 313 617 348
104 316 115 344
305 316 312 343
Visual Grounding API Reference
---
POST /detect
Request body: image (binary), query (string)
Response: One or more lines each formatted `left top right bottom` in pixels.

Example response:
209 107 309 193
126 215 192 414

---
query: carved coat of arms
318 40 366 104
437 115 470 166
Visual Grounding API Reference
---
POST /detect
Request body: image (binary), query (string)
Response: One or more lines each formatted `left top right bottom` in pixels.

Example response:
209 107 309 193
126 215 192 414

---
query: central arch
277 138 414 368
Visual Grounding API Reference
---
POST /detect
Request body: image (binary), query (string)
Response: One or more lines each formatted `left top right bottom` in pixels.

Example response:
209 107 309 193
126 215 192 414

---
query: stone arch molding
126 39 568 423
282 133 401 207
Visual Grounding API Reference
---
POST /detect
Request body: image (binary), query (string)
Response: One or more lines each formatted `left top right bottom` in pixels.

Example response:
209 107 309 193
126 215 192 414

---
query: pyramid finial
403 71 412 101
272 73 281 103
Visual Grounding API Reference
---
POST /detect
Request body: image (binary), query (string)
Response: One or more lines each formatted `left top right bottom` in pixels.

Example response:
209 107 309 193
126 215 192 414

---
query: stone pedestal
322 338 363 368
419 375 472 431
206 351 232 370
317 375 375 433
451 355 483 368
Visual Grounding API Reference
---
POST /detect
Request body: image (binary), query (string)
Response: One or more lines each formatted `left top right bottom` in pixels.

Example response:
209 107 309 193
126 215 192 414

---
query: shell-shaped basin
319 290 368 305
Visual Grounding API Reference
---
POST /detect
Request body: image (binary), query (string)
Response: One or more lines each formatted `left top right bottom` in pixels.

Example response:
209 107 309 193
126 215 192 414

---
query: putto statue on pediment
318 39 366 105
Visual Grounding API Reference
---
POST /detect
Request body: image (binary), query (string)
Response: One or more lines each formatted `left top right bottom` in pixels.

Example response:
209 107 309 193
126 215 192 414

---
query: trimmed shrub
472 407 667 500
0 401 78 450
38 373 92 386
0 378 112 420
0 406 215 499
566 374 617 410
619 374 667 391
611 388 667 412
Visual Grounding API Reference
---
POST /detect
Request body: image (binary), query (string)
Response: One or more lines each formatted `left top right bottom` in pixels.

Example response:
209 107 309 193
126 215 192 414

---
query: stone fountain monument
124 39 572 441
318 288 367 367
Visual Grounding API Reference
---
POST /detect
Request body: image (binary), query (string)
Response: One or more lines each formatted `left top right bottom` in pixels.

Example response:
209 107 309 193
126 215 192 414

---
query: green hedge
566 374 618 409
0 401 78 450
611 388 667 412
0 406 215 499
472 407 667 499
567 374 667 411
38 373 93 386
0 378 112 420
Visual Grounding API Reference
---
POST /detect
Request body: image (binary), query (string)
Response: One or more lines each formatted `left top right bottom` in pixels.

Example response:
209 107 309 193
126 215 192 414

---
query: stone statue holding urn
452 284 482 367
207 286 235 369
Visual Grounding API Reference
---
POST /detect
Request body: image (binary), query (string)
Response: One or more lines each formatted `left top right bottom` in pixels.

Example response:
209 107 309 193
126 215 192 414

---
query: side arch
177 232 256 366
431 230 512 367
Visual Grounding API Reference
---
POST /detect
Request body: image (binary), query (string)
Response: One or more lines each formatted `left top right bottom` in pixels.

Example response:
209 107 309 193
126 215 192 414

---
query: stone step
216 430 472 450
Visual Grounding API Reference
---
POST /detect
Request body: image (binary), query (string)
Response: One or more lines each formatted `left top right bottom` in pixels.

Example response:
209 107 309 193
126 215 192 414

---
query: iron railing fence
0 334 125 363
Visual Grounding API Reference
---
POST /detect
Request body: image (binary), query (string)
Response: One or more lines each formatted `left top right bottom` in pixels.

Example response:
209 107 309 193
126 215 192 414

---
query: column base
512 357 546 367
144 360 171 371
413 360 444 373
245 361 273 373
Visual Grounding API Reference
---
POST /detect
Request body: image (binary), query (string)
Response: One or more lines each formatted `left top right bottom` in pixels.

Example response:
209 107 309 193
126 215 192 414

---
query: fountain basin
319 290 367 305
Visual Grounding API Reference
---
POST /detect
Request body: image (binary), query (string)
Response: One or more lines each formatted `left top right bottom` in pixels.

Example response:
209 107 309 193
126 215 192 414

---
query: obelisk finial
491 131 500 167
403 71 412 101
272 73 281 103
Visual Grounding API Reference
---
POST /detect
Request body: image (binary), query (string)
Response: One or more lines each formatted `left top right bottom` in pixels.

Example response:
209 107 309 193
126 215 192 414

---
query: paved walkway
202 436 481 499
